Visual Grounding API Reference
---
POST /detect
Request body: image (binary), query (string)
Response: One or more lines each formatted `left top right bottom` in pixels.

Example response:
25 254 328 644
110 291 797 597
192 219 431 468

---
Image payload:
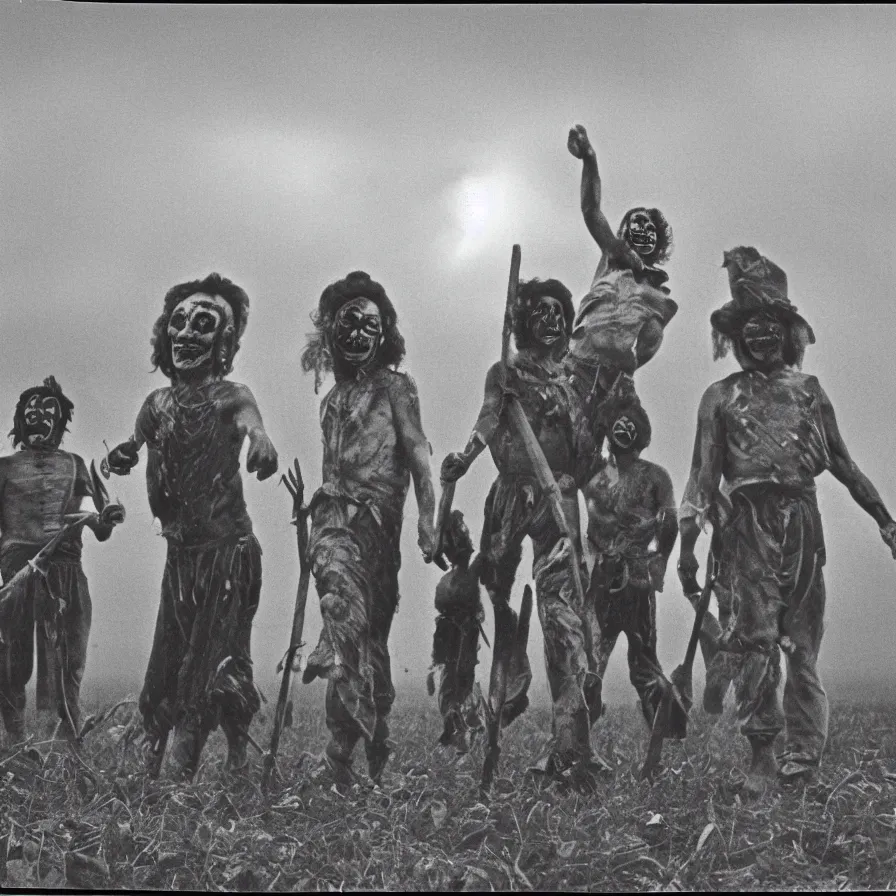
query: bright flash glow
455 174 508 260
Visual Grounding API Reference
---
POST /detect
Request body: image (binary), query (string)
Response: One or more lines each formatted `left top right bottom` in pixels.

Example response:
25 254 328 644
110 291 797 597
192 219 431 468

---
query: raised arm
233 384 279 481
441 362 504 483
391 374 436 561
819 384 896 555
678 384 726 577
567 124 643 274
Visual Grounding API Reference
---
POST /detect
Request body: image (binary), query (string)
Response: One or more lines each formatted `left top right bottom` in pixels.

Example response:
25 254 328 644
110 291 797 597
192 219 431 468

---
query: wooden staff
261 458 312 792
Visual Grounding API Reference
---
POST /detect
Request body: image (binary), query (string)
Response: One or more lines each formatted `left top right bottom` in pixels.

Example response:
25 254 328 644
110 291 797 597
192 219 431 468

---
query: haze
2 4 895 714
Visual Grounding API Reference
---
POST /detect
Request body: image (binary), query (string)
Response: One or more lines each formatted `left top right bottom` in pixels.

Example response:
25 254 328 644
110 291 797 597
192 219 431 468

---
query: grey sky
2 4 895 705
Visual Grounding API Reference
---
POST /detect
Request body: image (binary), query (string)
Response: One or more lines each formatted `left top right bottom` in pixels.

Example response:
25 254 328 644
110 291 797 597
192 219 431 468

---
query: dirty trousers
307 494 402 768
139 534 262 771
712 486 828 766
479 474 594 765
588 555 664 727
0 556 91 740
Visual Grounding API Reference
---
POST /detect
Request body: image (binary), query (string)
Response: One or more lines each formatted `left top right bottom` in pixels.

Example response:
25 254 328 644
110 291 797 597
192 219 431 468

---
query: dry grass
2 687 896 891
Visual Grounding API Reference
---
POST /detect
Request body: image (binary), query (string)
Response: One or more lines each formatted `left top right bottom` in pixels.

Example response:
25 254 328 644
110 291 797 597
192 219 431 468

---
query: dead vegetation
2 689 896 891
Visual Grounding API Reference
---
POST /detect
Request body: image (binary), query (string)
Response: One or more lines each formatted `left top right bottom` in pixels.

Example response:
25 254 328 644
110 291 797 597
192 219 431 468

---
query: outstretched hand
880 520 896 559
103 438 139 477
440 452 469 484
99 503 126 528
567 124 593 159
247 431 279 481
418 517 435 564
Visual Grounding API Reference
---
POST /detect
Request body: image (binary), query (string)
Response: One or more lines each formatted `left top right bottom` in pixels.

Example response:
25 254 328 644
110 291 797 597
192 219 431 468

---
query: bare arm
567 124 643 274
441 362 504 482
392 375 436 561
819 386 896 555
678 384 726 576
234 384 279 481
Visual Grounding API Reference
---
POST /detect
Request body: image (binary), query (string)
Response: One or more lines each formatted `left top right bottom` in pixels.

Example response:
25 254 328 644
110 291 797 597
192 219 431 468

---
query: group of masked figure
1 124 895 798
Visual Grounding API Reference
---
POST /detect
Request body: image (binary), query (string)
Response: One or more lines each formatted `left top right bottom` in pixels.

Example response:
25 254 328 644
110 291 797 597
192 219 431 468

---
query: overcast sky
2 4 895 712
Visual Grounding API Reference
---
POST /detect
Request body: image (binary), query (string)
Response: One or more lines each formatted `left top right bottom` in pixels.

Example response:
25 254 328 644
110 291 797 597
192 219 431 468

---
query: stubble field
2 687 896 892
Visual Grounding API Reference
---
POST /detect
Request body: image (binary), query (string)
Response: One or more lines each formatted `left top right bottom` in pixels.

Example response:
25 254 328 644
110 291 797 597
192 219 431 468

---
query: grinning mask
609 414 639 454
168 293 234 373
333 298 382 367
529 296 565 348
742 313 785 365
22 393 63 448
624 210 658 259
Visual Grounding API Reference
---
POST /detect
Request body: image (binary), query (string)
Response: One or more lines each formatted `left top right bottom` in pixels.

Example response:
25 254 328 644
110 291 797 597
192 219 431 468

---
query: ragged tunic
0 450 93 565
134 383 262 742
680 368 834 754
136 385 253 547
308 368 427 749
586 458 676 589
680 368 832 530
568 257 678 378
317 367 416 524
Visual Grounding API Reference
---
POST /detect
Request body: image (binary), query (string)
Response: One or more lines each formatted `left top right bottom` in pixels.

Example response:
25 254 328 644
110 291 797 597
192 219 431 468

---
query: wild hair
11 376 75 447
150 273 250 380
513 277 575 351
618 207 674 266
301 270 406 392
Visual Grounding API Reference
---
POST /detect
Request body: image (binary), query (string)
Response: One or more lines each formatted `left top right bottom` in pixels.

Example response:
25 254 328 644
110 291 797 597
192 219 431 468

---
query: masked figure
0 377 123 743
565 124 677 445
442 277 601 784
105 273 278 780
426 510 485 754
679 247 896 796
583 382 678 727
300 271 436 786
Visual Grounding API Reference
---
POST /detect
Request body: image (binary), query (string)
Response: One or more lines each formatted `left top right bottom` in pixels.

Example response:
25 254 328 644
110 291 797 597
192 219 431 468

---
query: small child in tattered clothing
427 510 486 753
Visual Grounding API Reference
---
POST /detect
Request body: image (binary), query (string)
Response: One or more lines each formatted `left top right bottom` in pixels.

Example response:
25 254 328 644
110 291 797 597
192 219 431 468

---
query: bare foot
740 738 778 799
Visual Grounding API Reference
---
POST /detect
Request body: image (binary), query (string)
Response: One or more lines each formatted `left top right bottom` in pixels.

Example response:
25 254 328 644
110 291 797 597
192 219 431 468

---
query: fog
2 4 895 712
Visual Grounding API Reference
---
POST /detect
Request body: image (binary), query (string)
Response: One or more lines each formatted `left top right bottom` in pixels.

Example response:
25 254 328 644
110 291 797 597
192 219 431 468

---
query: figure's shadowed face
22 394 63 448
529 296 565 348
742 313 785 365
168 292 231 372
609 413 639 456
333 298 382 367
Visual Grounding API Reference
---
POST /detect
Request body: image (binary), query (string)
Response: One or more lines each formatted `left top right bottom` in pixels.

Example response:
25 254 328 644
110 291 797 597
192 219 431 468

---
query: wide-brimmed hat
710 246 815 343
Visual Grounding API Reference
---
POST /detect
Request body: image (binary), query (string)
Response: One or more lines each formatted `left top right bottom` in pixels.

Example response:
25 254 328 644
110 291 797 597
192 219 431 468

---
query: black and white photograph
1 3 896 891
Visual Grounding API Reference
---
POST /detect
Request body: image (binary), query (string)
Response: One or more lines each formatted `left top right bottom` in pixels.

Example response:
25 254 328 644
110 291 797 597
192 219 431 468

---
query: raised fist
247 431 279 481
881 520 896 559
99 503 126 528
104 438 140 476
567 124 593 160
440 452 470 484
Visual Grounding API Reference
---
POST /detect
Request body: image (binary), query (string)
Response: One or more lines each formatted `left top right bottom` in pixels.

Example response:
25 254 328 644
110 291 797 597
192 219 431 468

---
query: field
2 688 896 892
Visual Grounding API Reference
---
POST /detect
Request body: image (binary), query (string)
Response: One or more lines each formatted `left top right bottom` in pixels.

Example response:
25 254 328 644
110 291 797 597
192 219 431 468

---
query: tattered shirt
680 368 833 529
318 368 426 523
568 254 678 375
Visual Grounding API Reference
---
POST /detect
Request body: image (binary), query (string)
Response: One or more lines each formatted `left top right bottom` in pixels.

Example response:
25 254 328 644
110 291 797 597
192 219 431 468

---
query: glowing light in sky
454 173 509 260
